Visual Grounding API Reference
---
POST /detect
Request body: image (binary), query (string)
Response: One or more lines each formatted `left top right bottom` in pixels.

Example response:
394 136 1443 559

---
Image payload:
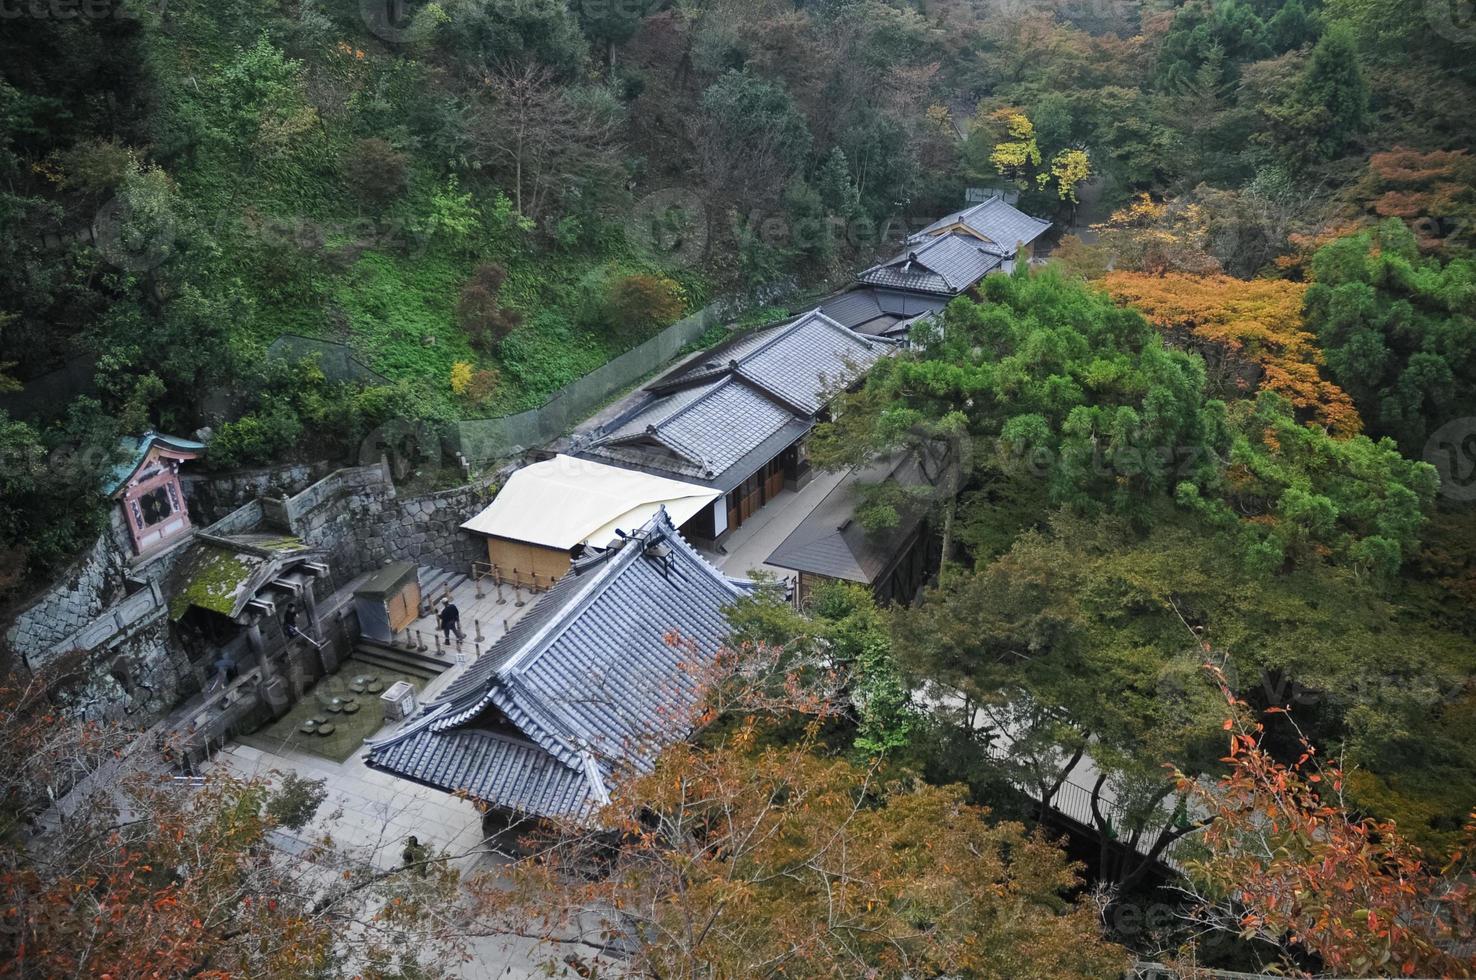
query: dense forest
3 0 1476 974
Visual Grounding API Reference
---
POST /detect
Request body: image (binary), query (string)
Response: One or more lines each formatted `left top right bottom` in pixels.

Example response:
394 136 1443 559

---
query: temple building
459 455 718 591
366 510 749 823
106 431 206 557
577 310 890 544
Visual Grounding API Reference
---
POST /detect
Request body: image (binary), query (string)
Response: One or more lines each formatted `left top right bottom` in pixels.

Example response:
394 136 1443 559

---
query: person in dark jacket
402 835 428 877
438 600 463 643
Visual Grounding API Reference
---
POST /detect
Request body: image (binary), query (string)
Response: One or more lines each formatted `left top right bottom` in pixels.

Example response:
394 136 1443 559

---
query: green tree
698 70 812 213
726 580 917 757
1305 219 1476 453
812 267 1230 524
1267 21 1368 165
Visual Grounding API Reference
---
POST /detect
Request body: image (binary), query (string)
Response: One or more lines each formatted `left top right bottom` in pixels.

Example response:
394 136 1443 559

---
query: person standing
438 600 464 644
401 835 428 877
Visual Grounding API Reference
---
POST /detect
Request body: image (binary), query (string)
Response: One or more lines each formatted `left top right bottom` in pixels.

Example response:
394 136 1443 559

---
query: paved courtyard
208 576 582 978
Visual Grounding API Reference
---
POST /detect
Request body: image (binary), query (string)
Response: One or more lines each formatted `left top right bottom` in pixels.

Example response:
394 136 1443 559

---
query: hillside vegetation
3 3 1476 972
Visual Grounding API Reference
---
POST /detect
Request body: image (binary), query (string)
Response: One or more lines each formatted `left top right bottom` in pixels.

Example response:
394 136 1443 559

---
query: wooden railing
470 561 560 596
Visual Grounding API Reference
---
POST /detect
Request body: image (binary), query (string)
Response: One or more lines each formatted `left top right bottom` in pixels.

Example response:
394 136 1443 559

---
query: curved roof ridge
364 702 455 751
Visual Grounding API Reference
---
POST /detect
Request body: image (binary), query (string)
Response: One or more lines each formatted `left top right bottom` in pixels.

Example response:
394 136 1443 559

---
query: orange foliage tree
1356 147 1476 254
1102 272 1362 437
469 720 1128 979
0 669 461 978
1173 673 1476 978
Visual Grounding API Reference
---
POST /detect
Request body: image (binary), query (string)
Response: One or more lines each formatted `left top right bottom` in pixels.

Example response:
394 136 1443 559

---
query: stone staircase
348 565 474 679
417 566 470 613
350 635 453 679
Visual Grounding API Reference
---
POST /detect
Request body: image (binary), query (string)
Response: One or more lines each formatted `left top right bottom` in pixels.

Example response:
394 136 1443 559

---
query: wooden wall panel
485 537 571 590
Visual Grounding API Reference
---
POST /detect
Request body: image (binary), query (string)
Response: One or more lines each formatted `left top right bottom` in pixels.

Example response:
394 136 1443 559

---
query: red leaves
1186 698 1476 976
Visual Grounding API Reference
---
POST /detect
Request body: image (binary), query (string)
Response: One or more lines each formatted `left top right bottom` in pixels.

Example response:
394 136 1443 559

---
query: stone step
351 638 454 679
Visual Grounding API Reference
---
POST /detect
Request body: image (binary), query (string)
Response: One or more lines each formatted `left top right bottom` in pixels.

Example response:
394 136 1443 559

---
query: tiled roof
657 310 887 414
584 311 888 486
367 511 747 822
590 378 802 481
908 196 1052 252
105 431 206 496
368 727 597 820
819 288 949 338
857 233 1006 296
766 452 937 585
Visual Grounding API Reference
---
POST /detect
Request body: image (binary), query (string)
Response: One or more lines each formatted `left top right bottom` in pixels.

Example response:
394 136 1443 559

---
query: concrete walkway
699 468 850 580
206 586 584 979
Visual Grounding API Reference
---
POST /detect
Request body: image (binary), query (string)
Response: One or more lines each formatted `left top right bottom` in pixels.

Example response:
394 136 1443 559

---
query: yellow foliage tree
450 360 473 395
988 109 1041 180
1044 148 1091 202
1102 272 1362 437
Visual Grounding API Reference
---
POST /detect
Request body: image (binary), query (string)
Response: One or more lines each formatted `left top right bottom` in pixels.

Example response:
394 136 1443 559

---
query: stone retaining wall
181 461 328 525
9 460 497 726
5 510 134 662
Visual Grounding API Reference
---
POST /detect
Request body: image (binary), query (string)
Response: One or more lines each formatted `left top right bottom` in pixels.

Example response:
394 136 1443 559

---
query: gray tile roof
367 510 747 822
819 288 949 338
766 452 938 585
583 311 889 487
857 233 1007 296
872 289 951 319
908 196 1052 253
368 728 597 820
589 377 802 482
657 310 887 414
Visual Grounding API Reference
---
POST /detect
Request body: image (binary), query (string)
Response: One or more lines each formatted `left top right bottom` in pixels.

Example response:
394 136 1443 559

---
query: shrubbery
455 262 522 353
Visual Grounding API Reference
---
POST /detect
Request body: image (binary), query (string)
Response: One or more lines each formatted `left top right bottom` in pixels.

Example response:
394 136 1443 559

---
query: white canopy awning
461 455 721 550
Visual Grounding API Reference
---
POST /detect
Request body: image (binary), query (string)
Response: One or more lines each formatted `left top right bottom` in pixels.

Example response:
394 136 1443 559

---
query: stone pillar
246 617 272 680
300 578 321 633
246 616 290 718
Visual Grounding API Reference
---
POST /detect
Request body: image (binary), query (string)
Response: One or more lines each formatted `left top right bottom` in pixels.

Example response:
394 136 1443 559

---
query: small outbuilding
460 455 719 590
766 453 942 607
106 431 206 557
353 561 422 644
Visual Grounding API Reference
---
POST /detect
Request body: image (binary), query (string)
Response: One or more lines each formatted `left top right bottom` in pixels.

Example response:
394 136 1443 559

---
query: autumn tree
602 273 685 336
970 107 1091 208
1102 271 1362 436
456 261 522 353
1173 674 1476 978
1356 147 1476 254
0 667 462 978
1069 194 1225 278
469 719 1128 978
